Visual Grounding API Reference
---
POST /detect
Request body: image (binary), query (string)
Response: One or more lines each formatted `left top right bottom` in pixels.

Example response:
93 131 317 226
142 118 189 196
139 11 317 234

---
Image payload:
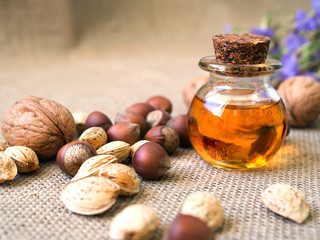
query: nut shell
1 96 76 159
146 110 171 128
126 102 155 118
144 126 180 155
57 141 96 176
4 146 39 173
164 214 214 240
71 154 117 182
115 110 148 137
99 163 140 195
61 176 120 215
107 122 140 145
146 96 172 113
85 111 113 132
261 183 310 223
130 140 149 157
72 111 88 134
132 142 171 180
278 76 320 127
181 191 224 231
79 127 108 149
96 141 130 162
0 152 17 183
167 115 191 148
109 204 160 240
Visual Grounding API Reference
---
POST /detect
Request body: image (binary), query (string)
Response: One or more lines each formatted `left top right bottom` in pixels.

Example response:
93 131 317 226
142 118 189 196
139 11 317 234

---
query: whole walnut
183 76 208 107
278 76 320 128
1 96 75 159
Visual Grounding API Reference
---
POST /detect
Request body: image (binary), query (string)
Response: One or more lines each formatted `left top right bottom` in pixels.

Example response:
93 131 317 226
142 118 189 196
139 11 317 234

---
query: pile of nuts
0 144 40 183
58 95 192 217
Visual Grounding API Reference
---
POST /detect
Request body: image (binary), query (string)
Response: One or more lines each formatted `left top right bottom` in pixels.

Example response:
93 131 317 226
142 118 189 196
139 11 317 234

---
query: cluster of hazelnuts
58 95 191 181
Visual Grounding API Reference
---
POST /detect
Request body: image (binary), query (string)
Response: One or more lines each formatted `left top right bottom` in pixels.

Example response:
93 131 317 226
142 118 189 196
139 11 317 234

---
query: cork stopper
212 33 271 65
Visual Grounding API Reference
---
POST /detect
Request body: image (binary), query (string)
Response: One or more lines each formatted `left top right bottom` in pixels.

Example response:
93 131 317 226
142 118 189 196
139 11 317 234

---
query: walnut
1 96 76 159
278 76 320 127
183 76 208 107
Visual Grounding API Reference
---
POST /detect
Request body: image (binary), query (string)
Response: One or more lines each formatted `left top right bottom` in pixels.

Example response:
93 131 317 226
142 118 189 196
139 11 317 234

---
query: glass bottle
187 34 288 170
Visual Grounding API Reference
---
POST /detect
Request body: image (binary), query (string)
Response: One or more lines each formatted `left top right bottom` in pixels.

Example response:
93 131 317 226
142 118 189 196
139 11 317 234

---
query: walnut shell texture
1 96 76 159
278 76 320 128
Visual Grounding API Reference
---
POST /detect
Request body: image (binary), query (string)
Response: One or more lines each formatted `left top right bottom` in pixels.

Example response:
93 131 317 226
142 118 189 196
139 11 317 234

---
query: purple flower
295 9 317 32
269 41 281 56
311 0 320 16
285 32 308 53
280 54 300 79
223 23 233 33
251 28 274 38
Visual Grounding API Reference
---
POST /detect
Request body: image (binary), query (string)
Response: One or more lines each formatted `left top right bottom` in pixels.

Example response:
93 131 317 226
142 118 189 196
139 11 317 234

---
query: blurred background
0 0 310 120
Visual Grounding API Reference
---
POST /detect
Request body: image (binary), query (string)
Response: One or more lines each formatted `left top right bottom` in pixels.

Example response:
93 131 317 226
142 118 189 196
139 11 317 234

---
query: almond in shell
99 163 140 195
96 141 130 162
61 176 120 215
0 152 17 183
71 154 117 182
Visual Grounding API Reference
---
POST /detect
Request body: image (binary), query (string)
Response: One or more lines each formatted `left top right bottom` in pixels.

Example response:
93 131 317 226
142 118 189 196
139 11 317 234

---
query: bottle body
188 74 287 170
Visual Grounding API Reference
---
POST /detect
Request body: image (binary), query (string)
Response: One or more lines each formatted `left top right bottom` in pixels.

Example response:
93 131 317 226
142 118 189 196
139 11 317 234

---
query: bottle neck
209 73 271 86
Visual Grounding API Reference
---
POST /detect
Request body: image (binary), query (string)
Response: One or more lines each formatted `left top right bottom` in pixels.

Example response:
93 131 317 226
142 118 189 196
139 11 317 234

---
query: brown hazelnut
107 122 140 145
146 110 171 128
144 126 180 155
126 102 155 118
57 140 96 176
278 76 320 127
167 115 191 148
130 140 149 157
164 214 214 240
132 142 171 180
183 76 208 107
146 96 172 113
115 111 148 137
85 111 113 132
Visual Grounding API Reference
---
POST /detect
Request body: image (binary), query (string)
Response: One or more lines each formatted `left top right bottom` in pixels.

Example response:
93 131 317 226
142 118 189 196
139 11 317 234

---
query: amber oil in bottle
188 93 287 170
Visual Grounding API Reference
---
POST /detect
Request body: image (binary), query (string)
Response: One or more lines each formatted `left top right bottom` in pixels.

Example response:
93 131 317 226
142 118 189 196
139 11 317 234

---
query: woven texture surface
0 122 319 240
0 1 318 238
0 55 319 240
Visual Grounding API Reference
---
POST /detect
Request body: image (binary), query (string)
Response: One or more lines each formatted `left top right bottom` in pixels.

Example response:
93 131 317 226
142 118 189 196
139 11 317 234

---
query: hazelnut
164 214 214 240
132 142 171 180
183 76 208 107
85 111 113 132
146 95 172 113
146 110 171 128
126 102 155 118
79 127 108 149
167 115 191 148
130 140 149 157
57 140 96 176
4 146 39 173
72 111 88 134
144 126 180 155
107 122 140 145
115 110 148 137
278 76 320 127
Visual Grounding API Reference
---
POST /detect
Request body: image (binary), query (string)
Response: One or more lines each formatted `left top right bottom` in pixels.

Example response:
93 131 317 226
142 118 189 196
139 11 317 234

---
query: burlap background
0 0 318 239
